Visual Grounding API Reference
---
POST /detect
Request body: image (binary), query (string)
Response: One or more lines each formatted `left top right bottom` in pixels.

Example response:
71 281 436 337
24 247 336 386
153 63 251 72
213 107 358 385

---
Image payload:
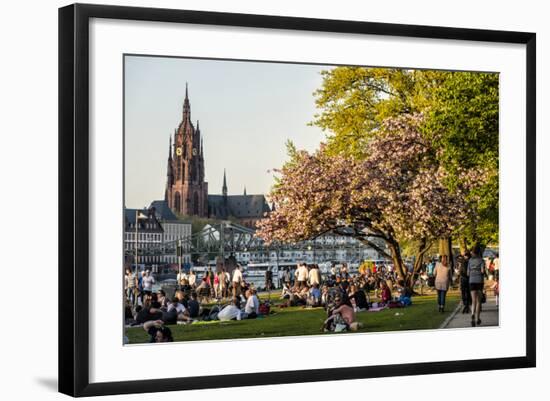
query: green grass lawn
126 292 459 344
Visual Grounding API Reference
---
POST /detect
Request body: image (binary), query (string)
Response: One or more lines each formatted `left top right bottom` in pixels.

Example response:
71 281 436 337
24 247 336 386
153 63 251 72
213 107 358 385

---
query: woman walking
434 255 452 312
468 246 485 326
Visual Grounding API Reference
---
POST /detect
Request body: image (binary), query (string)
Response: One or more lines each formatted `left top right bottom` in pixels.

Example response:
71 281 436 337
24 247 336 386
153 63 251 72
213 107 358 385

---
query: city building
164 85 271 227
150 200 192 265
124 207 164 268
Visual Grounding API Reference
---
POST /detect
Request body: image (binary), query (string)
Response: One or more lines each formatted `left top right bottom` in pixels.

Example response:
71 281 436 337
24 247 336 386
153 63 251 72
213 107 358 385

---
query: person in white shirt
167 298 186 314
142 270 155 295
244 289 260 318
218 297 242 321
493 253 500 280
308 265 321 287
296 263 309 289
188 270 196 288
232 265 243 297
176 270 188 288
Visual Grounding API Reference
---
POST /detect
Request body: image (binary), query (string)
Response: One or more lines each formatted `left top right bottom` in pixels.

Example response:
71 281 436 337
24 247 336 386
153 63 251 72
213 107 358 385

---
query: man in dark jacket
456 251 472 313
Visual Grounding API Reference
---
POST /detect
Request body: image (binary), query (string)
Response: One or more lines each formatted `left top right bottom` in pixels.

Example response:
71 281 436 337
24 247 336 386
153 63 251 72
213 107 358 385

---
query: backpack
259 302 270 315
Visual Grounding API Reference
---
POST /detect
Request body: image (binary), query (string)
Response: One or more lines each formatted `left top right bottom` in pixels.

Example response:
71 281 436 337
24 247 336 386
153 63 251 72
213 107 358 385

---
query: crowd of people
124 250 500 342
124 280 269 343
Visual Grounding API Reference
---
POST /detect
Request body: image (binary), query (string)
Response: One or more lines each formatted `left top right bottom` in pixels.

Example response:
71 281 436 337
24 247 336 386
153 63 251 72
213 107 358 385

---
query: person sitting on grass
135 301 163 324
244 289 260 319
379 280 392 305
322 295 363 332
143 320 173 343
307 283 321 307
161 305 178 324
348 284 369 311
157 289 169 308
218 297 242 321
395 279 413 306
166 296 192 323
167 296 185 314
187 292 200 319
281 282 292 299
321 285 330 307
295 285 309 306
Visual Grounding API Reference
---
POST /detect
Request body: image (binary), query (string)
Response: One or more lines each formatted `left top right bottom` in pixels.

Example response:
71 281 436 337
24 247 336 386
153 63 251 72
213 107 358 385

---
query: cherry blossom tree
257 114 486 285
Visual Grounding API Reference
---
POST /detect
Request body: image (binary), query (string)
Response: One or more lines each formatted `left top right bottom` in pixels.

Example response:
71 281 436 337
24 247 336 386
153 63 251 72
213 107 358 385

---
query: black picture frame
58 3 536 397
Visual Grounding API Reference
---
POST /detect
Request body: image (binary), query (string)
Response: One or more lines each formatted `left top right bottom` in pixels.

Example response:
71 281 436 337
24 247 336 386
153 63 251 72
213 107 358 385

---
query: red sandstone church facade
165 85 209 217
164 86 271 227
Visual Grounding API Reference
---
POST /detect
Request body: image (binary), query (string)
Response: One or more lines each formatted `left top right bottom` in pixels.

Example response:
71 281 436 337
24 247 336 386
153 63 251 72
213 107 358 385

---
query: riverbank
126 292 467 344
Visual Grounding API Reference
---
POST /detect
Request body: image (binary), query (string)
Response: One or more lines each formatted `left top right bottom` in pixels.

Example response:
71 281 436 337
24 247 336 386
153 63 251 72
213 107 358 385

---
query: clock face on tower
192 148 197 156
176 147 182 156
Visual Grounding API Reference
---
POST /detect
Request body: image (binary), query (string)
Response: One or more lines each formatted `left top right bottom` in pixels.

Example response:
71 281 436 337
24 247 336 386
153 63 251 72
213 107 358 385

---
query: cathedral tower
165 84 209 217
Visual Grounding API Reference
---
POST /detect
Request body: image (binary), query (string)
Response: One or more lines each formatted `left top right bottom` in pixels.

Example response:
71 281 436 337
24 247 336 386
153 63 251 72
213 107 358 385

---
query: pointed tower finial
244 186 247 196
168 135 172 160
222 169 228 197
183 83 191 120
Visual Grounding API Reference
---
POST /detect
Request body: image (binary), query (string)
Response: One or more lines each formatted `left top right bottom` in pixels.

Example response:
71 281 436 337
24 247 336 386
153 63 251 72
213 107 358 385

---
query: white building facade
161 220 192 264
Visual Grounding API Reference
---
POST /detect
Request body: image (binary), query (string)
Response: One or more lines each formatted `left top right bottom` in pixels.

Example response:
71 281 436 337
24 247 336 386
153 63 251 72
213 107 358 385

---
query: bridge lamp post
308 245 313 263
177 239 183 282
134 210 148 274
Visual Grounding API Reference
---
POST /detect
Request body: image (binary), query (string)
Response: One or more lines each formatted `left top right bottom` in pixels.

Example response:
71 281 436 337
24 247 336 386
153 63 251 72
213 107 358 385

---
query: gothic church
164 85 271 228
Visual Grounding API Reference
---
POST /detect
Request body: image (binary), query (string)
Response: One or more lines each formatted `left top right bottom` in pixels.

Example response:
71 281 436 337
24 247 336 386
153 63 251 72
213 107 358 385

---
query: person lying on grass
218 297 242 321
143 320 173 343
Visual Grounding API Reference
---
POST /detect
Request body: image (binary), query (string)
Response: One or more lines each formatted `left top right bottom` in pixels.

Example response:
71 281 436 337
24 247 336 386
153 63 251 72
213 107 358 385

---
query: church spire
244 186 247 196
183 82 191 120
222 169 228 197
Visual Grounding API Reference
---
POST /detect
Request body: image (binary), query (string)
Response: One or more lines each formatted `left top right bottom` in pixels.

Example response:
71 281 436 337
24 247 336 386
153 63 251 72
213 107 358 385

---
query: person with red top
379 280 391 304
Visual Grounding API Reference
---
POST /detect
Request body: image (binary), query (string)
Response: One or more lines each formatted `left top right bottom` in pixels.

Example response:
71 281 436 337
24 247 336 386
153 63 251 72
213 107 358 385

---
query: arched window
174 192 181 213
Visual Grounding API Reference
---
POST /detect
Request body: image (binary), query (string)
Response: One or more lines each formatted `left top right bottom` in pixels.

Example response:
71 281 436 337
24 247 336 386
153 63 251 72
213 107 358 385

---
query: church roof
208 194 271 219
124 207 164 232
150 200 180 222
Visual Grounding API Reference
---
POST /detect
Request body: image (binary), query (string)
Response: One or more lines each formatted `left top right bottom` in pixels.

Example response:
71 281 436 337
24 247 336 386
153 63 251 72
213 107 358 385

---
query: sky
124 55 332 209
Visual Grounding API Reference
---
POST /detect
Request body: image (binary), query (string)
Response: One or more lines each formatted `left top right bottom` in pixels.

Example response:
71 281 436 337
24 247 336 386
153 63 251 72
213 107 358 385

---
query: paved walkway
441 295 499 329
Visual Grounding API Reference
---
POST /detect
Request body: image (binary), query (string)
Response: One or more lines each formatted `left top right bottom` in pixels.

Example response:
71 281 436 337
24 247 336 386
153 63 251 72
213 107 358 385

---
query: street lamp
135 210 148 274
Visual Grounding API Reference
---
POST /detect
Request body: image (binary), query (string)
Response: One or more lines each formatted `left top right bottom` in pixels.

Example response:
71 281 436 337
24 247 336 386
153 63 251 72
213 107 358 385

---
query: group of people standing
432 246 498 327
174 264 255 302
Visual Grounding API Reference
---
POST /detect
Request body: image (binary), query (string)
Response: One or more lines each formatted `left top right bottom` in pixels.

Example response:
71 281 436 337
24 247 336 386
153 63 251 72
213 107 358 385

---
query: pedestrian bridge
124 221 383 263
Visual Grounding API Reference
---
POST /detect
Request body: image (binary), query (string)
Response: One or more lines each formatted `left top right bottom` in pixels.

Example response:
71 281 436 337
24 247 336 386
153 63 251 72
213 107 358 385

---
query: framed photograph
58 3 536 397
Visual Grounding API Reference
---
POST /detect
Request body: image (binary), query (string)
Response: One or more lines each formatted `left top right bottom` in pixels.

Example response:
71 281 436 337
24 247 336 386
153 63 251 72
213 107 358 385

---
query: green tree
424 72 499 249
312 67 499 250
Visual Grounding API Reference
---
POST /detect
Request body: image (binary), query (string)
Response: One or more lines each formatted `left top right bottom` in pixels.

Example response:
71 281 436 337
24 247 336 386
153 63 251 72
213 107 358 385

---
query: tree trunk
409 237 430 289
438 237 454 270
459 237 469 254
387 239 407 283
